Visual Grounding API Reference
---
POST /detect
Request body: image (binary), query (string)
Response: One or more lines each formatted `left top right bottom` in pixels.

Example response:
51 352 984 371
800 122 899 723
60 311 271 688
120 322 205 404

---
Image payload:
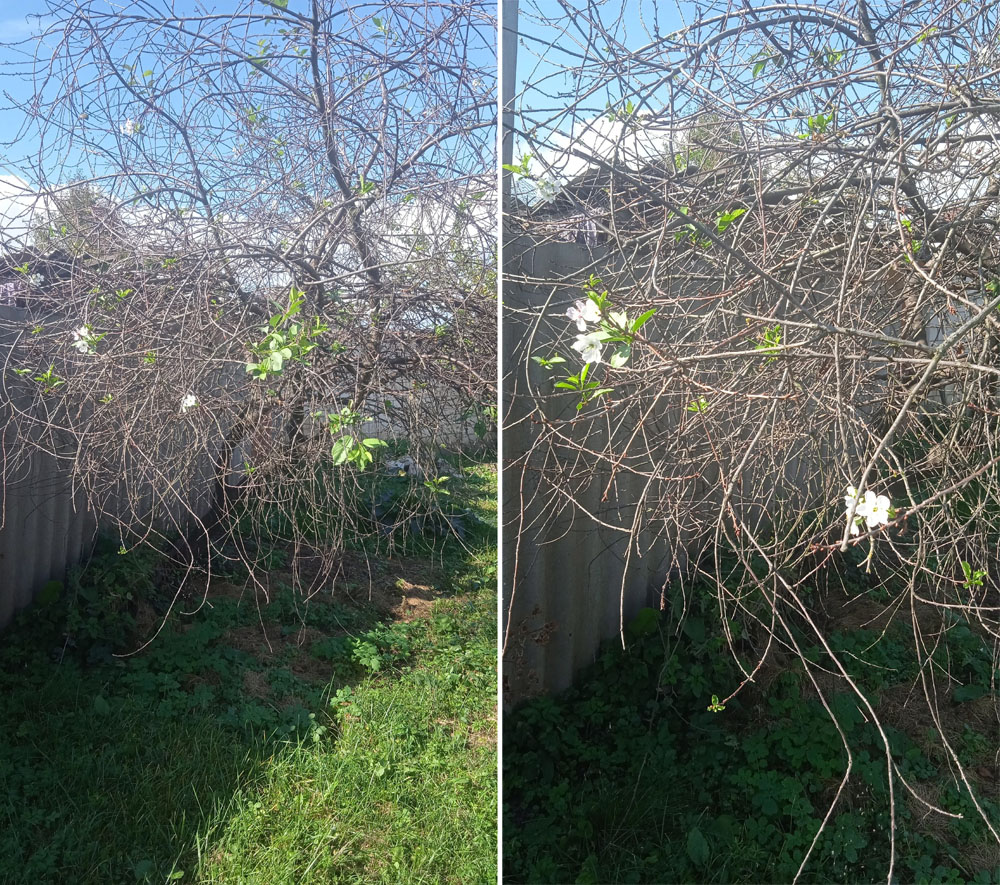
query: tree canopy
0 0 496 594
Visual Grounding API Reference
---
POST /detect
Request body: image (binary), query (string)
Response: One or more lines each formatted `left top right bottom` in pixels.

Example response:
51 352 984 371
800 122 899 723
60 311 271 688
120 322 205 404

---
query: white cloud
0 175 52 248
921 116 1000 209
516 114 684 203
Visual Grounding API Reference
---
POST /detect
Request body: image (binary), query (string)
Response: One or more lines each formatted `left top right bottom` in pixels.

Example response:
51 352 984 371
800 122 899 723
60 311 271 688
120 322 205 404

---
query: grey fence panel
0 304 93 628
0 303 214 630
502 238 679 706
0 405 97 630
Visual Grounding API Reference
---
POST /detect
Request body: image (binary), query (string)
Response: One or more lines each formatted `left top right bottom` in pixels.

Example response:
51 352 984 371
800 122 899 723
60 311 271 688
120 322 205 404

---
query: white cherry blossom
865 492 892 528
566 298 601 331
844 484 893 535
71 325 95 354
571 331 604 364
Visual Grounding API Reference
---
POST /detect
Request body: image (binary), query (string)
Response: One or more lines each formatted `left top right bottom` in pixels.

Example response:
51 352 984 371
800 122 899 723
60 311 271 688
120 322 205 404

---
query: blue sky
6 0 668 179
0 1 225 182
0 1 497 189
0 5 54 176
509 1 696 195
513 1 691 122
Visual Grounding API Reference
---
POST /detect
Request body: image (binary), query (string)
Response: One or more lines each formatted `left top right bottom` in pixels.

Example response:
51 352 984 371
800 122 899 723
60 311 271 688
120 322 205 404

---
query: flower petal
571 332 604 364
581 299 601 324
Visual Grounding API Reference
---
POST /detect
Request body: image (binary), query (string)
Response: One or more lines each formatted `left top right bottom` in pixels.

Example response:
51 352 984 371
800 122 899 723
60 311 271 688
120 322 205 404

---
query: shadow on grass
503 588 999 885
1 473 497 885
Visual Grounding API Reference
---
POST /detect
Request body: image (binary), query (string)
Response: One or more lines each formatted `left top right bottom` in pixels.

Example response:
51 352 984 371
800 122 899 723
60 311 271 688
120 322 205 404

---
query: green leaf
362 438 388 448
93 695 110 716
38 580 63 606
953 684 987 703
350 447 374 469
686 828 710 867
684 617 706 643
330 437 354 465
716 207 746 232
631 309 656 333
753 60 767 77
532 355 566 369
502 153 532 177
626 607 660 638
608 347 630 369
707 693 726 713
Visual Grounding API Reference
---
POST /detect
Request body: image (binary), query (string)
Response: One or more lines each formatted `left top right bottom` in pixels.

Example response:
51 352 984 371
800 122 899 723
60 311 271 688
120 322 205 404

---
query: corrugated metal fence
0 304 98 628
0 303 221 630
502 238 681 706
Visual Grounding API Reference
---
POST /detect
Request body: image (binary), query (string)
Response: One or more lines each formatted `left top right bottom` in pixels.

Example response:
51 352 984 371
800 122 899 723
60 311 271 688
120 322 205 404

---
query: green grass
504 572 1000 885
0 462 497 884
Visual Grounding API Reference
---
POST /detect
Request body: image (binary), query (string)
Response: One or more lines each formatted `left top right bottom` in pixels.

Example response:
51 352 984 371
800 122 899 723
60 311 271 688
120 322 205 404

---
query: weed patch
504 572 999 884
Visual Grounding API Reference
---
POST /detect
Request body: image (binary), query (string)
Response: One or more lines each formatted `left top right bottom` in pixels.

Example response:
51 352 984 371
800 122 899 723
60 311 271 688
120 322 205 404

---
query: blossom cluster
548 280 653 410
566 298 604 363
844 485 893 536
71 325 98 355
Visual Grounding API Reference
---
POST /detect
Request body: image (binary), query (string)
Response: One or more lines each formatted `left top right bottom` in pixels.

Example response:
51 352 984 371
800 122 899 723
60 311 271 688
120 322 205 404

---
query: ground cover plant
0 460 497 884
504 553 999 885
